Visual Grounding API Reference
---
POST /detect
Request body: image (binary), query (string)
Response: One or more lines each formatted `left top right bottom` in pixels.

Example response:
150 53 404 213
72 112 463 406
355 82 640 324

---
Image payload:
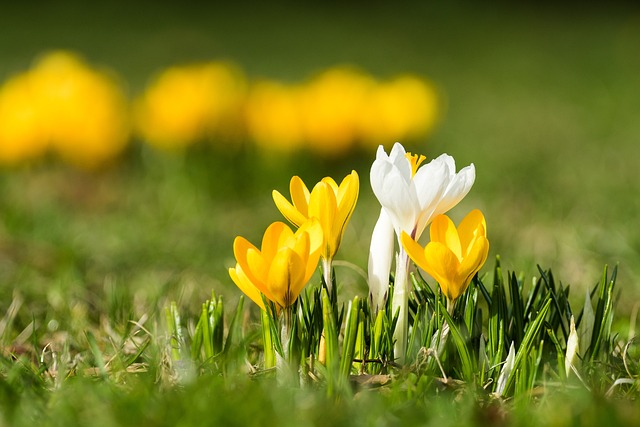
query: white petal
370 159 419 234
375 144 390 161
368 208 395 313
495 342 516 397
388 143 412 180
411 156 452 238
431 163 475 219
388 142 407 161
431 153 456 173
413 155 450 209
565 316 580 377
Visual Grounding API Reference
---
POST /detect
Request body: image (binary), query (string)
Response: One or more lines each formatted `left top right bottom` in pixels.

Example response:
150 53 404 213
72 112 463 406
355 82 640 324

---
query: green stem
276 307 297 384
261 309 276 369
322 257 333 295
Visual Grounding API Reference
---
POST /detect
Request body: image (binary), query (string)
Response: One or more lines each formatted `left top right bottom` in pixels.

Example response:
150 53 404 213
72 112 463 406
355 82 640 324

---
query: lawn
1 1 640 425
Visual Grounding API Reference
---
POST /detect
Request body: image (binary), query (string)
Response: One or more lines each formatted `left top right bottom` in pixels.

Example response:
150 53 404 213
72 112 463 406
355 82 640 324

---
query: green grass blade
503 298 552 396
438 303 474 383
340 297 360 378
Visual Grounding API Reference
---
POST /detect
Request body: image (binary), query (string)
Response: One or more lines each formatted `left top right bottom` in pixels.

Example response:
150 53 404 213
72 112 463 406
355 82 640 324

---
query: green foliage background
1 1 640 425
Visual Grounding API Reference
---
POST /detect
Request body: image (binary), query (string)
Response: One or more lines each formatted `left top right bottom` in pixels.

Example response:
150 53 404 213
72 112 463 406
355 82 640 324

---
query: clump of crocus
229 220 323 371
299 67 373 156
0 50 130 169
134 61 246 150
244 80 305 152
401 209 489 312
229 220 323 311
368 142 475 362
358 75 439 146
272 171 359 292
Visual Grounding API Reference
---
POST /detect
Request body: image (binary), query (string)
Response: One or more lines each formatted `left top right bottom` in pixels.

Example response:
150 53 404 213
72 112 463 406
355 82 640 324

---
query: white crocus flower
370 142 476 242
368 142 475 363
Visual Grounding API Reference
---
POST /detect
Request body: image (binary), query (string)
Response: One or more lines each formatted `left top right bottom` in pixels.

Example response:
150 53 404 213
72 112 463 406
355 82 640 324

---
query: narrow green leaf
261 308 276 370
340 297 360 378
438 304 474 382
322 289 340 396
212 297 225 355
85 331 108 379
509 272 525 347
223 296 245 356
201 302 213 360
503 298 552 395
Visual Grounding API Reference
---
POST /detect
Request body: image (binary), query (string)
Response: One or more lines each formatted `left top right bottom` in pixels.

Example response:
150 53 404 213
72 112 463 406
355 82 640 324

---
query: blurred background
1 1 640 324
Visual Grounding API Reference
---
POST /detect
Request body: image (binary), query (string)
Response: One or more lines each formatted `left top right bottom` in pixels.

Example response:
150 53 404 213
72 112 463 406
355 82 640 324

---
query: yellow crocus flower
134 61 246 150
0 51 129 168
272 171 359 262
401 209 489 305
229 220 323 310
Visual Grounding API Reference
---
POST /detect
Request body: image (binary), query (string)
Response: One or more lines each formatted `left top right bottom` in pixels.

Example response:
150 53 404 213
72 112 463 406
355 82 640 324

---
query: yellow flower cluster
134 62 247 150
0 51 129 169
230 171 359 311
246 67 439 156
0 51 440 168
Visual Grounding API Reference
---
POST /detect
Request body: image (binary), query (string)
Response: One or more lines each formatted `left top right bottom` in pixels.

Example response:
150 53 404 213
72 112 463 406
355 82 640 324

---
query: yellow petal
299 219 324 256
273 190 308 227
229 265 266 310
400 231 430 272
458 209 486 255
429 214 462 260
233 236 265 287
248 248 276 293
267 248 306 308
458 235 489 294
299 219 323 280
334 171 359 248
290 175 310 217
422 241 461 301
303 246 321 286
308 181 337 258
321 176 339 194
291 229 310 260
290 248 316 304
261 221 289 260
336 171 359 215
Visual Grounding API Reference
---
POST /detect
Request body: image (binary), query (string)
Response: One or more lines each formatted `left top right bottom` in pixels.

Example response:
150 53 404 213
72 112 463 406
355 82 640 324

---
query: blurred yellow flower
272 171 359 262
229 220 323 310
0 51 130 168
32 52 130 168
401 209 489 305
299 67 373 156
134 62 246 150
359 75 439 146
244 80 304 152
0 74 49 165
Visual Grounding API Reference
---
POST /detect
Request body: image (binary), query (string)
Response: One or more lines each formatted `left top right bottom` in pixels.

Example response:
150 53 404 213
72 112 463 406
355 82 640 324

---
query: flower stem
392 249 410 364
322 258 333 296
276 307 297 384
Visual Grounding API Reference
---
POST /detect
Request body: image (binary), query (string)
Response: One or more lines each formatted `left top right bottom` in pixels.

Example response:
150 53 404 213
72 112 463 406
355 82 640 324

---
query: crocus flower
368 142 475 362
273 171 359 288
401 209 489 307
370 142 475 242
0 51 130 168
229 220 323 310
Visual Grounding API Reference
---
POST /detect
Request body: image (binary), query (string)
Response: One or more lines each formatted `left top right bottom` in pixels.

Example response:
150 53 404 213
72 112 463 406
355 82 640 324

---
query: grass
1 1 640 425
